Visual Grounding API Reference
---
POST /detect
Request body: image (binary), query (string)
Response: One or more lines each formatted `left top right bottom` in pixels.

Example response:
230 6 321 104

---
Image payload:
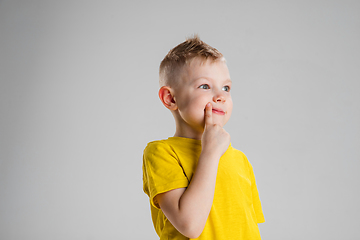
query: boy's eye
199 84 210 89
222 86 230 92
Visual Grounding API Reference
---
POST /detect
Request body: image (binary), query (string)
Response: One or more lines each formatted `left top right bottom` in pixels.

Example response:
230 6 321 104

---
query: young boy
142 36 265 240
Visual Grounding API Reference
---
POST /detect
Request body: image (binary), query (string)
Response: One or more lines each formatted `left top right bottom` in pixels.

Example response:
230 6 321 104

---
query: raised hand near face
201 102 230 157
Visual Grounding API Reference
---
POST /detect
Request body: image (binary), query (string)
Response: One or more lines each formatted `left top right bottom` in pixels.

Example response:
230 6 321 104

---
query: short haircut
159 36 224 87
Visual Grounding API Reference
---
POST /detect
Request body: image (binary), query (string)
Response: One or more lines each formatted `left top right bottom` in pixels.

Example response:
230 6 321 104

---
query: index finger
204 102 213 126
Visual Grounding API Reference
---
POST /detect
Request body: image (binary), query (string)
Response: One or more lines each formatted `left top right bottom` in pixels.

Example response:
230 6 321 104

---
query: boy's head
159 36 232 139
159 35 225 88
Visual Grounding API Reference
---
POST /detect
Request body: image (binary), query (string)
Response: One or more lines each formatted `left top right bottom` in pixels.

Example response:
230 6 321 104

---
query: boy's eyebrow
192 77 232 83
224 78 232 84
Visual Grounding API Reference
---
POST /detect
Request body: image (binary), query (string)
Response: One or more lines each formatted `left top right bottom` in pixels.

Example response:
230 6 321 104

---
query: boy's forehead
183 57 230 81
187 57 220 67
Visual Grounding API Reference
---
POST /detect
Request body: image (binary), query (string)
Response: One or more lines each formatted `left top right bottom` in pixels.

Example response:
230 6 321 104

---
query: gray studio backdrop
1 1 359 239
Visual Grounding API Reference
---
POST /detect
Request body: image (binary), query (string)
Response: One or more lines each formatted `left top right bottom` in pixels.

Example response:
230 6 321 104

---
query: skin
157 58 233 238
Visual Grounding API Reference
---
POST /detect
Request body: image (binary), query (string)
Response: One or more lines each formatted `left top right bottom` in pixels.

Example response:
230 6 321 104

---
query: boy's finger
204 103 213 126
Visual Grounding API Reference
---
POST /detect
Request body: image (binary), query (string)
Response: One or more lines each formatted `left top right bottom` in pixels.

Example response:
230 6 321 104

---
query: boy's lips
212 108 225 115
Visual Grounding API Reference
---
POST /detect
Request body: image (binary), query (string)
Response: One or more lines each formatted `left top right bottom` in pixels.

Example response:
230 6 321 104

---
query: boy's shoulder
143 138 178 156
144 138 180 149
145 138 167 147
227 144 247 157
145 137 201 151
225 145 254 167
144 139 169 154
144 137 202 164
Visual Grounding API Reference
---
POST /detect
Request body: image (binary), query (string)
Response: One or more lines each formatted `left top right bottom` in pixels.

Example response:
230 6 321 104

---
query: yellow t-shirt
143 137 265 240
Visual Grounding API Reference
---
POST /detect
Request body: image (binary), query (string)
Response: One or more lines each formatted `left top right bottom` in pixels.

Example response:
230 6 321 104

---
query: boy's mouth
212 108 225 115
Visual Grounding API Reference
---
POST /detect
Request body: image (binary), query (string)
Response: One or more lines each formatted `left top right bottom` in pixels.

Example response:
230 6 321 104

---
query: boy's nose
213 94 225 103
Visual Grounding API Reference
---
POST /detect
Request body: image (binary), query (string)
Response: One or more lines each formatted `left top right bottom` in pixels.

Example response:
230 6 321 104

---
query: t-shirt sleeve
249 162 265 223
142 141 189 209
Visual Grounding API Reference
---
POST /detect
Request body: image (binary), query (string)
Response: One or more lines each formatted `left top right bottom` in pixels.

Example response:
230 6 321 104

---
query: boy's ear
159 86 177 110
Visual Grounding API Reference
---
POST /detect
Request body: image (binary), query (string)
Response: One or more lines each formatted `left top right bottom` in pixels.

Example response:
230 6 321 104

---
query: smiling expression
172 58 233 139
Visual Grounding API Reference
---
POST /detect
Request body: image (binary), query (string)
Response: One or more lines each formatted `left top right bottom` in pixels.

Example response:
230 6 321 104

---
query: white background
1 1 359 239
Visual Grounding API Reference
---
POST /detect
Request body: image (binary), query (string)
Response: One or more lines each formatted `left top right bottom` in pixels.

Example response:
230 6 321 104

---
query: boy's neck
172 111 205 140
173 129 203 141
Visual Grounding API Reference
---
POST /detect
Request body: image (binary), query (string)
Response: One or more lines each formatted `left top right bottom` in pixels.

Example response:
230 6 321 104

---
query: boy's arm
155 103 230 239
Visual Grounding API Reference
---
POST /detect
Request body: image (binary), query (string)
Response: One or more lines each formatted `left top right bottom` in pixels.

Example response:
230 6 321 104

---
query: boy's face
173 58 233 137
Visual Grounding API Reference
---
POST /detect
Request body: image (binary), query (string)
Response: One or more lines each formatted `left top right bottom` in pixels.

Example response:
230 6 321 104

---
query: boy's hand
201 103 230 157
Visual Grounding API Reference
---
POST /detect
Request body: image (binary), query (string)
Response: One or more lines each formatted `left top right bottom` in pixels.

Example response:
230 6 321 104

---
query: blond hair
159 36 224 87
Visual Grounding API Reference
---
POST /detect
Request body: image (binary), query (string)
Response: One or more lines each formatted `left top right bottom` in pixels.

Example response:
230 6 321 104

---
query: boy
142 36 265 239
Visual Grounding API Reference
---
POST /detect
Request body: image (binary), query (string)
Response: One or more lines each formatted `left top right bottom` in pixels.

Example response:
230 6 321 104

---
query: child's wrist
200 148 222 161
